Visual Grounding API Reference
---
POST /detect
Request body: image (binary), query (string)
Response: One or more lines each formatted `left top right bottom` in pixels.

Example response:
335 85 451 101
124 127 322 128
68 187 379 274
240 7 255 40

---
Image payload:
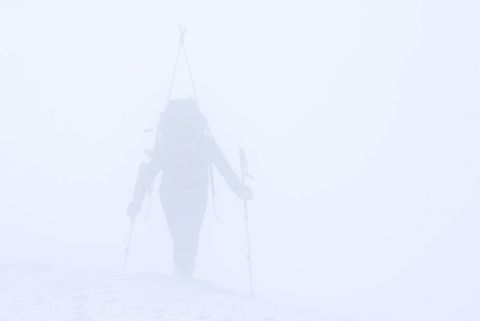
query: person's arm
209 138 252 200
127 147 163 220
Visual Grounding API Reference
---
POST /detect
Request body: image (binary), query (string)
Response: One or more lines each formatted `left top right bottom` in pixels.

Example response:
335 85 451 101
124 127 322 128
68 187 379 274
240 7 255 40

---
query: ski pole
143 185 153 222
123 218 135 273
239 148 254 296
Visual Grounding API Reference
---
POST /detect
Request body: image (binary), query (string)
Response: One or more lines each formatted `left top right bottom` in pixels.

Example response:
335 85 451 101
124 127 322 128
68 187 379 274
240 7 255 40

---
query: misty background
1 1 479 321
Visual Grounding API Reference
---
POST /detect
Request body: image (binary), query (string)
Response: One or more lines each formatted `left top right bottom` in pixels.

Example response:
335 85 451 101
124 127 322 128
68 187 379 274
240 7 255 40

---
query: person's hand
238 185 253 201
127 201 141 223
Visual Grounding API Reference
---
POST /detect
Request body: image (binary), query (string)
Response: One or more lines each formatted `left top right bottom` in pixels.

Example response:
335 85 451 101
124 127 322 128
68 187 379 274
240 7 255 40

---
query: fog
1 1 479 321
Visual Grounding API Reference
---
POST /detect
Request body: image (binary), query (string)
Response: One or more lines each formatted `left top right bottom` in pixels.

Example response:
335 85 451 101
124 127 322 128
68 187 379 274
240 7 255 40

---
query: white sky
1 1 479 321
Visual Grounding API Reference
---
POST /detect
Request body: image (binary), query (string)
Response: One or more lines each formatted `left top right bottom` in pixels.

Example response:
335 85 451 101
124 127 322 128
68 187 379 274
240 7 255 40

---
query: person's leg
161 190 207 277
160 191 185 275
182 193 207 276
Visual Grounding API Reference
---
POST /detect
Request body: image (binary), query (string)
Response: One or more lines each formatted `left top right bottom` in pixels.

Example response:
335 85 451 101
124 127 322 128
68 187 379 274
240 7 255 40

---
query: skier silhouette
127 97 252 277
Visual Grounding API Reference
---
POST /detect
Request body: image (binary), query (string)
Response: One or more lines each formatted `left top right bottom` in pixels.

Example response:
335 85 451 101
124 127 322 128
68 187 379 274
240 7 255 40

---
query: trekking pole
123 217 136 273
239 148 254 296
143 185 153 222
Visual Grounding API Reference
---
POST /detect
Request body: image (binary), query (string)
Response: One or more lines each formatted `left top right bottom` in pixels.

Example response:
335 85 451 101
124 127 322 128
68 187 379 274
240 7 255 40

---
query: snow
0 264 324 321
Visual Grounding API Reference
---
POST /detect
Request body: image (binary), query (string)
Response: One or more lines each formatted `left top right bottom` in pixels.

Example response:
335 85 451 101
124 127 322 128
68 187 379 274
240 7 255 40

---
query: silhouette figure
127 98 252 277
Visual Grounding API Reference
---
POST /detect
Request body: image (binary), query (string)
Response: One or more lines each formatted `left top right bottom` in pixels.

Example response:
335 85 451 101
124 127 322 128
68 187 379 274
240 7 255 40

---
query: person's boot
174 264 193 278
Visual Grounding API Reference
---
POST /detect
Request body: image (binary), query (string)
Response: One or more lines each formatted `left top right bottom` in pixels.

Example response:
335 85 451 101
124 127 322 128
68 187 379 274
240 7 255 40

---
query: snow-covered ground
0 264 324 321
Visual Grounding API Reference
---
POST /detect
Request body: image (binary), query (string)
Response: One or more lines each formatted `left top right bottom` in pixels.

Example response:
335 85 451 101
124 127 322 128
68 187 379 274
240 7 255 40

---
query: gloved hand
127 201 141 222
238 185 253 201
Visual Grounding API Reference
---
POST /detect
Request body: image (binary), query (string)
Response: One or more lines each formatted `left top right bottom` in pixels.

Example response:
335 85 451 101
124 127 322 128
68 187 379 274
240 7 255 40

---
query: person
127 98 252 277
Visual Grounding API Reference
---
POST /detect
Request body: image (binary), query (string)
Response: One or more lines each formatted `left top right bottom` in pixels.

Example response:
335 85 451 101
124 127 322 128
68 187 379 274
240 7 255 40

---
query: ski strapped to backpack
147 25 219 222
